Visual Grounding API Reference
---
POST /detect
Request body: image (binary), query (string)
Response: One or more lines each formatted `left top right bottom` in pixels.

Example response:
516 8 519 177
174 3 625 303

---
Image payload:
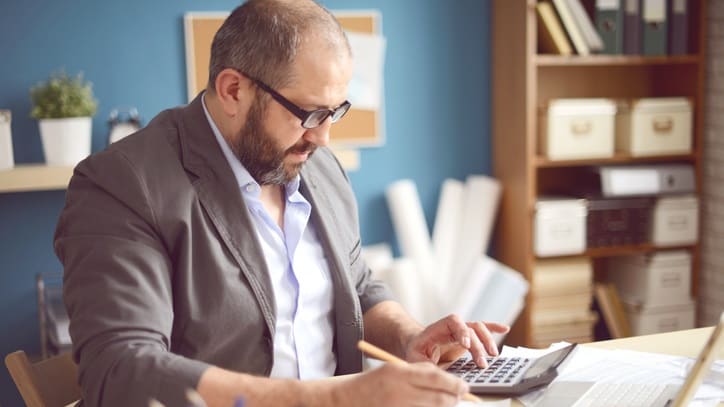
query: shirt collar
201 92 302 200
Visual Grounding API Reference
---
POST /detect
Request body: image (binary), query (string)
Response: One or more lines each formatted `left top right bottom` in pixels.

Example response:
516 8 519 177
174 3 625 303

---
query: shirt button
245 184 256 193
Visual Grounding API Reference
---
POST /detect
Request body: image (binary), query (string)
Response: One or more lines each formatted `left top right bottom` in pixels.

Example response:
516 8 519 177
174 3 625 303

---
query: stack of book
536 0 604 56
529 257 597 348
536 0 689 56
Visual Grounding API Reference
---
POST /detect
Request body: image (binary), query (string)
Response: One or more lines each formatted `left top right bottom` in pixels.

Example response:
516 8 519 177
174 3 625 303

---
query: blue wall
0 0 491 403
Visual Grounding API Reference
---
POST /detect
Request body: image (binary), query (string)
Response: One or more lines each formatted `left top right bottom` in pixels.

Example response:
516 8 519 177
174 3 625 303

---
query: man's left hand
404 314 510 368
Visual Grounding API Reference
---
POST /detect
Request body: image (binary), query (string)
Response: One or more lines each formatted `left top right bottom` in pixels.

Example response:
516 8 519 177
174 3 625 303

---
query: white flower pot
39 117 92 166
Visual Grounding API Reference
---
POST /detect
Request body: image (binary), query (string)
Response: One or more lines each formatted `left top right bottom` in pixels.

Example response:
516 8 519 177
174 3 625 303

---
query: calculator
445 343 578 395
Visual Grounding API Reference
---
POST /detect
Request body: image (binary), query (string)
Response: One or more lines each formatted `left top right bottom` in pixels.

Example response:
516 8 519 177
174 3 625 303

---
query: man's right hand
197 362 469 407
332 362 469 407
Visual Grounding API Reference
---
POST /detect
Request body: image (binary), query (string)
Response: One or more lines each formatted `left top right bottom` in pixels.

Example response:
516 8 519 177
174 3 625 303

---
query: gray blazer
54 94 393 407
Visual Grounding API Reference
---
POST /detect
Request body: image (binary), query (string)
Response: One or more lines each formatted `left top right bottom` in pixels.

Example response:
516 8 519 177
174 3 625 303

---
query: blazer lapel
299 168 363 374
176 94 276 338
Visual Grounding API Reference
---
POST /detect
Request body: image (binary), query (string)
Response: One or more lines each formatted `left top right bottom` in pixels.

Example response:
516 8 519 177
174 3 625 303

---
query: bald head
208 0 351 91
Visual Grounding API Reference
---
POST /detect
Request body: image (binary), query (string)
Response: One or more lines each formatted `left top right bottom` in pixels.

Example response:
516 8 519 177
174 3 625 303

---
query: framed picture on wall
183 10 386 148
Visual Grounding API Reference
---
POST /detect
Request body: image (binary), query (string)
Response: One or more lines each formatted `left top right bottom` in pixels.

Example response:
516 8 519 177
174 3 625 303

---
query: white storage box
539 98 616 160
624 300 695 335
652 194 699 246
534 198 587 257
604 250 691 306
616 97 693 156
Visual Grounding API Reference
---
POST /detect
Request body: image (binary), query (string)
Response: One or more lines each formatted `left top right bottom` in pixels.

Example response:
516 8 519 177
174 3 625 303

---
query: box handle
570 119 592 136
657 317 679 332
652 116 674 134
666 215 688 230
550 223 572 238
660 271 682 287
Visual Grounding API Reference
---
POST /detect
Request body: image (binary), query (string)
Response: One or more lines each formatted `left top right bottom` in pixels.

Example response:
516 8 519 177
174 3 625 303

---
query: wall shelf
536 244 696 260
535 153 699 168
0 164 73 193
535 54 701 67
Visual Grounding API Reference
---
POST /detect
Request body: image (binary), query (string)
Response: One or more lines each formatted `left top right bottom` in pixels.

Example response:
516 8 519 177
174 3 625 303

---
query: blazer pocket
348 238 361 266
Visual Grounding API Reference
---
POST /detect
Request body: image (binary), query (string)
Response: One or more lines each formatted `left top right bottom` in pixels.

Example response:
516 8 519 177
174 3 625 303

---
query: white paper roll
385 258 425 322
385 179 433 262
449 175 502 295
432 178 465 295
385 179 438 322
361 243 394 281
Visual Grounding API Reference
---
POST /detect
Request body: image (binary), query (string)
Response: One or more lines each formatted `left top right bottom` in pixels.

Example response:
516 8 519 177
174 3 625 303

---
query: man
54 1 508 406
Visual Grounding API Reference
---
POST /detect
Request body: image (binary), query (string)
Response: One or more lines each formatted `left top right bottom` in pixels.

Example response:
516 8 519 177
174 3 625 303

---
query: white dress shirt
202 94 336 379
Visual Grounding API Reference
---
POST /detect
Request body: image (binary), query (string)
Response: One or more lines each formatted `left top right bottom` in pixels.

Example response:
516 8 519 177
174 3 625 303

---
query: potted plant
30 71 98 166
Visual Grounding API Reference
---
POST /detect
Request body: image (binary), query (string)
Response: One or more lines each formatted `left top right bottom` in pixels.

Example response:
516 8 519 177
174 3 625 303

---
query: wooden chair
5 350 81 407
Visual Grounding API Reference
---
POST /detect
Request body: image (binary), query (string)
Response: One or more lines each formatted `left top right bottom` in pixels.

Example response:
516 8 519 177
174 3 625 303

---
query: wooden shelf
0 164 73 193
535 54 701 67
535 152 699 168
537 244 696 260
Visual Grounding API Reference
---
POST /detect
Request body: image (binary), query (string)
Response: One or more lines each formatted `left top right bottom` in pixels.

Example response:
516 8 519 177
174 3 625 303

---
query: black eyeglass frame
241 72 351 129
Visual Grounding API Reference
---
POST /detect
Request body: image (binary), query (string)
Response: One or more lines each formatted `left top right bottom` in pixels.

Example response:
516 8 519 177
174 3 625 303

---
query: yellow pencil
357 340 482 403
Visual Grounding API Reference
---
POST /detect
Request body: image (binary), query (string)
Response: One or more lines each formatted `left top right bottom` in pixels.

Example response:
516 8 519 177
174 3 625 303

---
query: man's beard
232 97 316 185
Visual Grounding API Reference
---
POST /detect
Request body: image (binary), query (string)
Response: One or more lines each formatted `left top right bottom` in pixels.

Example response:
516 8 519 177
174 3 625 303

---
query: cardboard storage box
586 197 653 248
604 250 691 307
624 300 695 335
652 194 699 246
539 98 616 160
534 198 587 257
616 97 693 156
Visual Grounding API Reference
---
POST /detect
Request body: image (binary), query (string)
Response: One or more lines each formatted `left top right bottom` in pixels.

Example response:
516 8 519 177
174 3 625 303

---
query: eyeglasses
245 73 351 129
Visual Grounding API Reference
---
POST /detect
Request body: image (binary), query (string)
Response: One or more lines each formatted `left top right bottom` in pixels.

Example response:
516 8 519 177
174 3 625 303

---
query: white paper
461 256 529 341
452 256 496 318
345 31 386 110
456 399 511 407
506 343 724 407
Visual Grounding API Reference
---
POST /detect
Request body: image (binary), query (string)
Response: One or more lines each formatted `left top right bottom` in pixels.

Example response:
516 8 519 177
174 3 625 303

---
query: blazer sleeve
350 236 395 314
54 149 209 407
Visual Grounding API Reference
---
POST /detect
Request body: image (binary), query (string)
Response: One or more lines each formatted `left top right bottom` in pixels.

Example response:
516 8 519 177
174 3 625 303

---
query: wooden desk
585 327 720 358
63 328 720 407
483 327 721 406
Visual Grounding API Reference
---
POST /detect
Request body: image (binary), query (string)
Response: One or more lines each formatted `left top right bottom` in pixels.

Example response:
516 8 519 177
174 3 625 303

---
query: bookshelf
0 164 73 193
492 0 707 346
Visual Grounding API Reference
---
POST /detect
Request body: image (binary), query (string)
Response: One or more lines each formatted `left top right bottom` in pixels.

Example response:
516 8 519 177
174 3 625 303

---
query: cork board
184 10 384 147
